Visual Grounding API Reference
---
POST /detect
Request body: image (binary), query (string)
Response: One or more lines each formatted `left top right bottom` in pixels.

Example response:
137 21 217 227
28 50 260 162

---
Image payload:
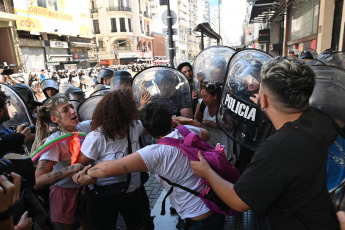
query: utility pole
167 0 175 68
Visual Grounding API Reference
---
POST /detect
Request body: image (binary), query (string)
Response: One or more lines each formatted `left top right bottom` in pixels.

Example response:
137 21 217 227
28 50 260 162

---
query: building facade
90 0 154 66
13 0 94 72
246 0 345 57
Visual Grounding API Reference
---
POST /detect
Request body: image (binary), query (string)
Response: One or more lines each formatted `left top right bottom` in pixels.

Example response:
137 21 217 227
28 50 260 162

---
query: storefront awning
249 0 282 23
193 23 221 40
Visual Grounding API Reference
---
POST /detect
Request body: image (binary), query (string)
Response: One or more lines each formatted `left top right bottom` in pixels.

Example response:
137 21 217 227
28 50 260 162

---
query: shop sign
50 41 69 48
258 29 270 43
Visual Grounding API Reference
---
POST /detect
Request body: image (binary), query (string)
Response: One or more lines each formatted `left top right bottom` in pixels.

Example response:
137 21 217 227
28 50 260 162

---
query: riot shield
80 75 93 85
0 83 34 128
193 46 236 94
89 85 110 97
217 49 272 151
77 95 103 121
310 65 345 126
318 52 345 69
59 83 74 93
132 66 193 118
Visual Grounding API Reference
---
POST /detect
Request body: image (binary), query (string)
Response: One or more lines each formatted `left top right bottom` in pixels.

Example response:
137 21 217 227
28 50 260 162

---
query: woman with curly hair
75 89 145 230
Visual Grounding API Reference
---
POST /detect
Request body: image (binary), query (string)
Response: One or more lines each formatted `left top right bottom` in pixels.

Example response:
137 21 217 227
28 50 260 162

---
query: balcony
99 47 106 51
107 6 131 12
94 30 100 34
146 32 152 37
90 8 98 13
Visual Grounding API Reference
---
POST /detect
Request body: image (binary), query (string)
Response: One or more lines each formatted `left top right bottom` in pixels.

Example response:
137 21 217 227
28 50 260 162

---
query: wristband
0 205 15 221
16 225 23 230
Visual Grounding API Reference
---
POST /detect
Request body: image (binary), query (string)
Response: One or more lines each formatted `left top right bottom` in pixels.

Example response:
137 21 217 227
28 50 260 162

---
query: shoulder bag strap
123 127 132 192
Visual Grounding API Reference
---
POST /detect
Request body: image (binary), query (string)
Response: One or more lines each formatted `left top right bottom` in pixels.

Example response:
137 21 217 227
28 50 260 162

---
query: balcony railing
90 8 98 13
107 6 131 12
146 32 151 36
99 47 106 51
95 30 100 34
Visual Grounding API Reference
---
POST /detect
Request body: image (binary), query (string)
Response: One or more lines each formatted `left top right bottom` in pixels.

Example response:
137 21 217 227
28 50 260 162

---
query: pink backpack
158 125 241 216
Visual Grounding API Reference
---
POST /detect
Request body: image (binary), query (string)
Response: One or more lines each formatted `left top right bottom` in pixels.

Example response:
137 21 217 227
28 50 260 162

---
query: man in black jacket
191 57 340 230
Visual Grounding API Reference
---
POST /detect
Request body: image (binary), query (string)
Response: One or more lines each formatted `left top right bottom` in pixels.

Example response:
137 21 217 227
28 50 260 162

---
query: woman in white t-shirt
76 89 145 230
194 82 233 160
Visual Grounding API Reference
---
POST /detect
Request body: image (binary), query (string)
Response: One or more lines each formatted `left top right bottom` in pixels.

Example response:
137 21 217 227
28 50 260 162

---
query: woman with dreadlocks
33 95 92 230
74 89 145 230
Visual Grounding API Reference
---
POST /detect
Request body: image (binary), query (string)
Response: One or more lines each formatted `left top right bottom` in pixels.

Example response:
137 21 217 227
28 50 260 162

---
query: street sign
162 28 178 35
162 10 177 26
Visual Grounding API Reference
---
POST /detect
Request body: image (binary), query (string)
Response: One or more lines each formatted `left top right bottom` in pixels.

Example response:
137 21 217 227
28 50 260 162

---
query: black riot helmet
65 87 85 102
41 79 59 98
110 70 133 91
11 83 42 107
99 68 115 85
299 51 314 60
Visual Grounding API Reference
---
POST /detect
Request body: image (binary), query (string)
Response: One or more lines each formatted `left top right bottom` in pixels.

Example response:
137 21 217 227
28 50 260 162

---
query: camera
9 124 36 134
0 154 35 189
1 62 16 75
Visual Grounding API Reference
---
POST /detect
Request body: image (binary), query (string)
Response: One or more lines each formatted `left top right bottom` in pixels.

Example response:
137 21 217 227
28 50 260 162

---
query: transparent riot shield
0 83 34 128
318 52 345 69
193 46 236 94
59 83 74 94
309 65 345 127
77 95 104 121
80 75 93 85
132 66 193 118
217 49 273 151
89 85 110 97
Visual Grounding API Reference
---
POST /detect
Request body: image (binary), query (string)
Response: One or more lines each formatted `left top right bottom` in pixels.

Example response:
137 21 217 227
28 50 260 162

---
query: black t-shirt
234 109 339 230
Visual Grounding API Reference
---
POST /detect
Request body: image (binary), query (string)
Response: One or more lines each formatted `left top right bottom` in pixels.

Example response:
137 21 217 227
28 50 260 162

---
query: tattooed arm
76 152 148 186
34 160 83 190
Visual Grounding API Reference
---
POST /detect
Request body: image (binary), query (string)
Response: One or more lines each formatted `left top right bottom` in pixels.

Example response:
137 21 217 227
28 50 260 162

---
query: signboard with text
50 41 68 48
13 0 91 38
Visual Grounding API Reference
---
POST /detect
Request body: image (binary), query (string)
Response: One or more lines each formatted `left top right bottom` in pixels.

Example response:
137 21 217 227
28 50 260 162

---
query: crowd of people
0 48 345 230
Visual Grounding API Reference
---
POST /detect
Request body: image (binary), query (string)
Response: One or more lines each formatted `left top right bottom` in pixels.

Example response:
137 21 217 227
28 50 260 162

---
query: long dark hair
91 89 138 140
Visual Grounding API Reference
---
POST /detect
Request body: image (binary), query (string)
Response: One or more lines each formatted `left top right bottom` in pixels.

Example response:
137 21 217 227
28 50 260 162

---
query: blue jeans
181 212 225 230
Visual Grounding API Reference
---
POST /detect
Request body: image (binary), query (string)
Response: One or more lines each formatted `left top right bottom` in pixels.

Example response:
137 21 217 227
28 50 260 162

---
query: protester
194 82 232 159
190 57 340 229
39 69 47 82
75 90 147 230
33 95 92 230
74 102 226 230
31 81 46 103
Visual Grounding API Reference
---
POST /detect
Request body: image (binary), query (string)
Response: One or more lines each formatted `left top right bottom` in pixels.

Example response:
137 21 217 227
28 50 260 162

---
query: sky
209 0 247 45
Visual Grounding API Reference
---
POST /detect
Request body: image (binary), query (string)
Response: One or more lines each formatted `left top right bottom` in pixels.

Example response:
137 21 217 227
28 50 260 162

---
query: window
128 18 132 32
140 21 143 33
93 20 100 34
111 18 117 32
98 40 104 48
289 0 319 41
120 18 126 32
117 40 130 50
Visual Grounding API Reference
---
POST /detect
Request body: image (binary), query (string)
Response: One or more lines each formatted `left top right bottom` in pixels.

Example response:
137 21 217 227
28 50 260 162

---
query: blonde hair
31 96 69 154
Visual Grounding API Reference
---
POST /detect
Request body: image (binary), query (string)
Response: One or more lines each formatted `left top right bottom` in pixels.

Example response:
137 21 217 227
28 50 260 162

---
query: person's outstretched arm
76 152 148 186
190 151 250 212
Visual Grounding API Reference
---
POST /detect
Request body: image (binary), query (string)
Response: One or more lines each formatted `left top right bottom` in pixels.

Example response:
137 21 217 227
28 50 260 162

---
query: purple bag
158 125 241 216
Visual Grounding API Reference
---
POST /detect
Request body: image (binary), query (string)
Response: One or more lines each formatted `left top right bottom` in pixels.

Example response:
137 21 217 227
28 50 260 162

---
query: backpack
157 125 241 216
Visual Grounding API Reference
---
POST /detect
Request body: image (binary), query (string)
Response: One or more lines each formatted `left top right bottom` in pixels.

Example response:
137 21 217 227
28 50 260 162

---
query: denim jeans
181 212 225 230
